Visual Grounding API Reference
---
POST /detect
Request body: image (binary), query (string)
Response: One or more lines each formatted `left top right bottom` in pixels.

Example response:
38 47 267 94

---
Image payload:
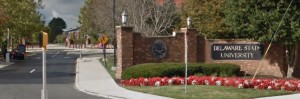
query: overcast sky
39 0 84 30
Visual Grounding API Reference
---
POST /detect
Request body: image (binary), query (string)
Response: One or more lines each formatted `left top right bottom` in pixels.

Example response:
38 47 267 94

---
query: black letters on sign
211 44 264 60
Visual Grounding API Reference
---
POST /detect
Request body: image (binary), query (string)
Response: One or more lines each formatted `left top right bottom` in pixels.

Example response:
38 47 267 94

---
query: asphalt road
0 48 105 99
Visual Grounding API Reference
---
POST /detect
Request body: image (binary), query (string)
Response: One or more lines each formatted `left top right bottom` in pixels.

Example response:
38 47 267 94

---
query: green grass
99 54 116 79
125 85 296 99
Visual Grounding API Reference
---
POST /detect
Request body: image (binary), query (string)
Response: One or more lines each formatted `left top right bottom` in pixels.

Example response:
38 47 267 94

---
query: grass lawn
101 55 296 99
125 85 296 99
99 54 116 78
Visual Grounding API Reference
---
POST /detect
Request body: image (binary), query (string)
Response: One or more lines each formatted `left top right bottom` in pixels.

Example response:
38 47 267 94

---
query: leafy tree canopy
181 0 228 38
223 0 300 44
48 17 67 42
0 0 44 41
0 6 6 27
48 17 67 30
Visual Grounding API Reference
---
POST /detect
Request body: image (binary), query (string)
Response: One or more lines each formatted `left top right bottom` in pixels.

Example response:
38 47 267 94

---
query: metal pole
6 28 10 63
184 31 188 94
113 0 116 68
42 47 48 99
103 44 107 67
80 50 82 59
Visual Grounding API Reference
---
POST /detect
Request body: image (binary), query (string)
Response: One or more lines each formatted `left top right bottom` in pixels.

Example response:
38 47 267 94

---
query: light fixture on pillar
187 17 191 28
121 10 128 26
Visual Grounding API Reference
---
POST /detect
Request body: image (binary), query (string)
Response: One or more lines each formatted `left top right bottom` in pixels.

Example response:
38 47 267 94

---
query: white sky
39 0 85 30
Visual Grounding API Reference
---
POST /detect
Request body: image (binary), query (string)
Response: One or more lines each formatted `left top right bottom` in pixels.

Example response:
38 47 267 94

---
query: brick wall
115 26 294 79
133 32 185 64
115 26 134 79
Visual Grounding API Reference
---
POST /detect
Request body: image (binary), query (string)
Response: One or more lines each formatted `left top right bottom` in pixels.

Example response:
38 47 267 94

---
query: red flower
120 76 300 92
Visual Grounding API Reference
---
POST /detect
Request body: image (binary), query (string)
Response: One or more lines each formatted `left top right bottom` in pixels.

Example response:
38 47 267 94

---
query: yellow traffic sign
99 34 109 44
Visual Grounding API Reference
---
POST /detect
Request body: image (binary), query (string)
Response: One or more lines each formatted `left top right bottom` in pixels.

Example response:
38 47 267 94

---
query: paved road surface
0 48 105 99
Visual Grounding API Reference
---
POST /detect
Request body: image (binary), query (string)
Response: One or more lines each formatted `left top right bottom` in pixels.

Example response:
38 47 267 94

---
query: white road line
30 69 36 73
52 51 60 57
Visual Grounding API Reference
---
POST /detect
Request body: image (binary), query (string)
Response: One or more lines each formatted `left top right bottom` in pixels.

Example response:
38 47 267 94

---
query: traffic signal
39 32 48 48
39 32 42 47
42 32 48 47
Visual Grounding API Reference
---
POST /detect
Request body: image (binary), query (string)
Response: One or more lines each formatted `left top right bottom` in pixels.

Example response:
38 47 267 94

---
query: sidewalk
257 94 300 99
75 57 172 99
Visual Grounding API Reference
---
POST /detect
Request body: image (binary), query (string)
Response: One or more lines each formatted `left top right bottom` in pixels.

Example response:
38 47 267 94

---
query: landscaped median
121 76 298 99
101 56 297 98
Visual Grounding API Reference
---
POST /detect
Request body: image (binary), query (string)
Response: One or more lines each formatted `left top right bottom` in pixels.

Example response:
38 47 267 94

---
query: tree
120 0 180 36
0 0 45 43
79 0 98 41
223 0 300 77
79 0 181 38
48 17 67 43
0 6 6 27
79 0 115 43
0 5 7 39
181 0 228 38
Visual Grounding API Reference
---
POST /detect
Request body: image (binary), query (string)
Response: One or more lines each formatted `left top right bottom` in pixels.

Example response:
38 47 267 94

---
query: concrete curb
0 62 15 69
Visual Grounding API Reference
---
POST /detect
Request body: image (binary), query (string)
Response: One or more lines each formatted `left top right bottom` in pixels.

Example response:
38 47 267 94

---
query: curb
74 58 126 99
0 62 15 69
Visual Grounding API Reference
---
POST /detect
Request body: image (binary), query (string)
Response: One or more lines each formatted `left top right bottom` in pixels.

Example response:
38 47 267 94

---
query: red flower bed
120 76 300 91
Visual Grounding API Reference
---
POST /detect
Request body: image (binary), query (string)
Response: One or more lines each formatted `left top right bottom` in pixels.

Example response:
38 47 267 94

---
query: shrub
201 63 240 77
217 63 240 77
121 63 240 80
54 34 65 43
201 64 218 76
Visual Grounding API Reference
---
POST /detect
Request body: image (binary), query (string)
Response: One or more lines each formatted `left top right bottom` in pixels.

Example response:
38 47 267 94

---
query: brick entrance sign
115 26 300 79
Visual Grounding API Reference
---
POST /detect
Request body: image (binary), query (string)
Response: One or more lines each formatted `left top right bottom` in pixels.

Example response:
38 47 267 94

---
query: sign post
99 34 109 67
41 32 48 99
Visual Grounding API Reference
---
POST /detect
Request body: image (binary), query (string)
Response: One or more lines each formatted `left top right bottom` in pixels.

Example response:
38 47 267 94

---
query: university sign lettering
211 44 264 60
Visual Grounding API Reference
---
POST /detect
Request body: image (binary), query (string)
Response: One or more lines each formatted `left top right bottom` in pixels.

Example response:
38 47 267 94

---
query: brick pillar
181 28 198 62
115 26 134 80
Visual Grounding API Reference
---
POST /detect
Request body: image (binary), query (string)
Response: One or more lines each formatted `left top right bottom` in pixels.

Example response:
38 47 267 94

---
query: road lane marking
30 69 36 73
52 51 60 57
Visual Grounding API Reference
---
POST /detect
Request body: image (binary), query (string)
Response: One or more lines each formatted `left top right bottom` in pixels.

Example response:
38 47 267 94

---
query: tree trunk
287 67 293 78
286 44 298 78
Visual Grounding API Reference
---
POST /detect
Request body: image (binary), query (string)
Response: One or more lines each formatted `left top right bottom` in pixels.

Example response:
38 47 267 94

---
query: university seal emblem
152 40 167 59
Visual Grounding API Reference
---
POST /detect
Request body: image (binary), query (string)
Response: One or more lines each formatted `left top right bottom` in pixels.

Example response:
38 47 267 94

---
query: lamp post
184 17 191 94
122 10 128 26
187 16 191 28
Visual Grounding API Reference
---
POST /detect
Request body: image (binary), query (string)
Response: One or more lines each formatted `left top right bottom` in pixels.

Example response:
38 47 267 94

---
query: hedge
121 63 240 80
